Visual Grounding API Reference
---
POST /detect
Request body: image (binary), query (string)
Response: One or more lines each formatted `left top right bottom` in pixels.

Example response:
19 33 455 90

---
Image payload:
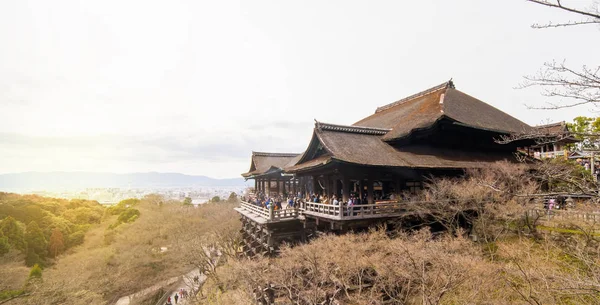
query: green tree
566 116 600 150
183 197 193 206
25 249 42 267
25 221 48 260
62 207 103 225
0 216 26 251
211 196 221 203
116 208 140 224
48 228 65 258
67 231 85 248
0 232 10 256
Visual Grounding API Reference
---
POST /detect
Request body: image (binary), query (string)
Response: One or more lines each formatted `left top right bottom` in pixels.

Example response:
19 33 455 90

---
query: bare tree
527 0 600 28
522 0 600 109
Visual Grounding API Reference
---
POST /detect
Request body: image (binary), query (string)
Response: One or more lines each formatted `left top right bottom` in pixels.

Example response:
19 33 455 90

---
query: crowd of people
243 191 402 210
244 191 301 210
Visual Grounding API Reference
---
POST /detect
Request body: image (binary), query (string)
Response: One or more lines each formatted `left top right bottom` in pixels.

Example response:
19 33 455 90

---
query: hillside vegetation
196 161 600 305
0 193 240 305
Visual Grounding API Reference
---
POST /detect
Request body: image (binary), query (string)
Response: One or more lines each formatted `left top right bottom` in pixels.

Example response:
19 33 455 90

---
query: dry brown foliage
209 228 600 305
199 161 600 305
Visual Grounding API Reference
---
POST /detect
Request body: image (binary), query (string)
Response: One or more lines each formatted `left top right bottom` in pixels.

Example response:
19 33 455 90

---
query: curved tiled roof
241 151 300 178
353 80 533 141
285 122 519 173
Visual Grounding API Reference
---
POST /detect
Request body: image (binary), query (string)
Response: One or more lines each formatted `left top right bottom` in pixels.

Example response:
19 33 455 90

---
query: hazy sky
0 0 598 178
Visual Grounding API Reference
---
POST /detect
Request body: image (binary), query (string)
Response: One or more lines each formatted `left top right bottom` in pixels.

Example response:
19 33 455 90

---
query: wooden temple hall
237 80 535 255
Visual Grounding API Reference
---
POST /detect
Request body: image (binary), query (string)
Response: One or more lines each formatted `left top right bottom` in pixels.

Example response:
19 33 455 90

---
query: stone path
115 269 205 305
160 269 206 305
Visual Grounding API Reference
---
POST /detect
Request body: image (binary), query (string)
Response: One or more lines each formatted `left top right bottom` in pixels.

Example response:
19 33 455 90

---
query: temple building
241 151 300 195
528 121 579 159
237 80 541 254
243 80 535 204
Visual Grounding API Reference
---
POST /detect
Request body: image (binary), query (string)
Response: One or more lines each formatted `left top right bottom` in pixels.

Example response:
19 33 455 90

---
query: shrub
67 231 85 248
117 208 140 224
0 289 25 301
29 263 42 278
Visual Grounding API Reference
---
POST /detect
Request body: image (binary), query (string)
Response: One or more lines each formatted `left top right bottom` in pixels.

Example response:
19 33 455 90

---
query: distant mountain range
0 172 248 190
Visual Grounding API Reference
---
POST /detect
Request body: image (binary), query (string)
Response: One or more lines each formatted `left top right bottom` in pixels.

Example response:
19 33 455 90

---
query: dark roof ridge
252 151 300 157
315 121 391 135
375 79 455 113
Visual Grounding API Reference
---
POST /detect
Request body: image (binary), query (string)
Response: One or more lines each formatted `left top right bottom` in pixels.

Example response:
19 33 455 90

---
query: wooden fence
239 201 299 222
527 209 600 223
301 201 408 220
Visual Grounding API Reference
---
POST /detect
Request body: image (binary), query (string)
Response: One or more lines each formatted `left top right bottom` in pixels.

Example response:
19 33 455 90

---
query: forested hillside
0 193 104 267
0 193 240 305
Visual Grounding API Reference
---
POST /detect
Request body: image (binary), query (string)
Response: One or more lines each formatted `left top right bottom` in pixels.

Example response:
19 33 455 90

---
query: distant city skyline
1 0 598 178
0 171 248 190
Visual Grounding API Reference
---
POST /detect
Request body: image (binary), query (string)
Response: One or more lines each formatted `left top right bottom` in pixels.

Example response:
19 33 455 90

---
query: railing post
339 203 343 219
269 204 274 221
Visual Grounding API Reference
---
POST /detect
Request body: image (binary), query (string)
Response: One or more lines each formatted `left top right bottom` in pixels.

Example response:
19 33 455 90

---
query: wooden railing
241 201 600 223
527 209 600 223
534 151 566 159
303 202 342 217
239 201 299 222
301 201 407 220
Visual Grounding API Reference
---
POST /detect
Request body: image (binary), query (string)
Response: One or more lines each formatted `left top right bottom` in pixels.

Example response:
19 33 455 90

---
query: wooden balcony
302 201 408 220
236 200 411 224
534 150 566 159
235 201 300 224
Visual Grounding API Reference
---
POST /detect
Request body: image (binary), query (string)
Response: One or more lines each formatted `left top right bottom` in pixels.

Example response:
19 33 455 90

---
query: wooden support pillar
312 175 319 195
254 179 257 192
358 180 364 202
325 175 331 197
333 178 339 198
367 178 374 204
304 177 309 197
279 179 284 195
292 179 297 196
267 178 271 195
342 176 350 203
591 152 596 181
395 178 402 200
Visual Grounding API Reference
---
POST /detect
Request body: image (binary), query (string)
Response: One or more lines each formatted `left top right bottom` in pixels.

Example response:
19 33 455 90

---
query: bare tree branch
527 0 600 28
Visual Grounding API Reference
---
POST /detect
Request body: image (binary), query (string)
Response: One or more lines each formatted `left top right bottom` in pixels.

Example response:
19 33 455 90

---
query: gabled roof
535 121 569 135
285 122 520 173
353 80 534 141
532 121 579 145
241 151 300 178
